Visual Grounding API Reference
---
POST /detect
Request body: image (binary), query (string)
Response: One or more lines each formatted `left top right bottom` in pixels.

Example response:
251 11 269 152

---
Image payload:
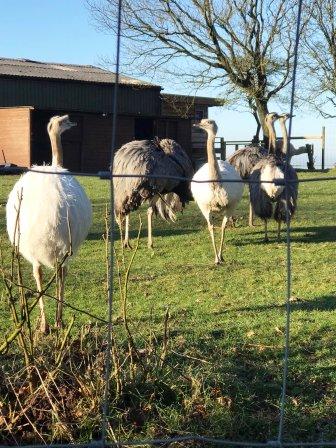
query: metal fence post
321 126 325 170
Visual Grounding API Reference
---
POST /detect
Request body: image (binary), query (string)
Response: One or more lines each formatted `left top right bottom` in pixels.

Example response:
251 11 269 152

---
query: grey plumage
113 137 193 245
227 112 282 227
228 145 268 180
150 192 183 222
249 155 298 239
227 145 268 226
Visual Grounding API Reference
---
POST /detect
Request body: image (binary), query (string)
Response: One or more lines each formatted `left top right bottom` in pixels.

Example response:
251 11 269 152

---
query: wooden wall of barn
0 77 161 116
0 107 31 166
81 115 134 173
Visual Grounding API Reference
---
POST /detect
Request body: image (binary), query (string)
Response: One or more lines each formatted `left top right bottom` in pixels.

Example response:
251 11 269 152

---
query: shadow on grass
291 225 336 243
213 294 336 315
231 225 336 246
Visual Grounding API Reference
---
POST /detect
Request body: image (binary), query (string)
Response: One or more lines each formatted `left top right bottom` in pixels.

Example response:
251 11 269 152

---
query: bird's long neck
206 130 220 181
266 119 277 154
49 131 63 167
279 119 288 156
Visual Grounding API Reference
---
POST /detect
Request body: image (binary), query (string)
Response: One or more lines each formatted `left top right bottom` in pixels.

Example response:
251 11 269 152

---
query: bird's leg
33 264 48 334
218 216 228 263
56 266 67 329
147 206 154 249
264 220 269 242
207 218 221 265
249 201 255 227
123 215 132 249
277 221 281 242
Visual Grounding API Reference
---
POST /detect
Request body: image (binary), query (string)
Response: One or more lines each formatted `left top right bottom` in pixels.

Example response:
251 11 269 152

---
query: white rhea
6 115 92 333
191 119 243 264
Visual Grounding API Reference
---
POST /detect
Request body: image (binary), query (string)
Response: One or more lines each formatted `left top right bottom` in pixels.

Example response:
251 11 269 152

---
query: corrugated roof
0 57 160 87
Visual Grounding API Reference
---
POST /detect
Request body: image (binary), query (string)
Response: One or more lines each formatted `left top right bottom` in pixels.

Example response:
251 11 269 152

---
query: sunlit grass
1 170 336 443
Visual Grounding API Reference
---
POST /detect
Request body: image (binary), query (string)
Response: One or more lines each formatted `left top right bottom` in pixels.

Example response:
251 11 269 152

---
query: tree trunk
255 99 269 147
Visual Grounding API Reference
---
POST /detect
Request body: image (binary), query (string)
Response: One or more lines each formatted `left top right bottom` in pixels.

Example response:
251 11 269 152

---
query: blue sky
0 0 334 167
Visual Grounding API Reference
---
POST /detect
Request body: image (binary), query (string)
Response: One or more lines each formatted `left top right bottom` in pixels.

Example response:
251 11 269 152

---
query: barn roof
0 57 160 88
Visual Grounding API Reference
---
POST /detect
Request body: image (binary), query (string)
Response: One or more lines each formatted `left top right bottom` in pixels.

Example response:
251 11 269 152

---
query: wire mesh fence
1 169 335 444
1 0 336 446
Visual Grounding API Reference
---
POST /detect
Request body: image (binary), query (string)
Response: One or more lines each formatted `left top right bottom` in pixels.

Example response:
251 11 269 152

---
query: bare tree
303 0 336 118
88 0 304 140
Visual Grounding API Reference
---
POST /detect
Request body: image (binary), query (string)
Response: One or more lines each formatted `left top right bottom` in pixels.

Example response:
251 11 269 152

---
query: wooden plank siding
155 118 192 158
0 107 31 166
81 115 135 173
0 77 161 116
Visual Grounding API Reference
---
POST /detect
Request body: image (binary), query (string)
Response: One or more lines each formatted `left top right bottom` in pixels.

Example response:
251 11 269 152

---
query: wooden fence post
306 144 315 170
220 138 226 160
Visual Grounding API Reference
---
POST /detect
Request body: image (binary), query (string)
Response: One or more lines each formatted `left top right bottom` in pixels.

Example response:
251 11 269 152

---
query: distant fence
214 126 326 170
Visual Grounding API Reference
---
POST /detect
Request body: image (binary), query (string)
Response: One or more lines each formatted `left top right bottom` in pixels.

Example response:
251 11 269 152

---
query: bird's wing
113 140 158 216
228 146 267 179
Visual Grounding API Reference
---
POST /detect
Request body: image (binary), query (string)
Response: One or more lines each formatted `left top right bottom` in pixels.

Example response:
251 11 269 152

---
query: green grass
1 171 336 444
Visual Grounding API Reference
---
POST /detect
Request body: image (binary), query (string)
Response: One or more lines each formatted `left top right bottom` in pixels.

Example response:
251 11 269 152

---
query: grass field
1 171 336 444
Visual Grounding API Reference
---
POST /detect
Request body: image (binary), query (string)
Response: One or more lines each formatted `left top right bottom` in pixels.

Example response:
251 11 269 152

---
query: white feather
191 160 243 219
6 165 92 268
6 114 92 332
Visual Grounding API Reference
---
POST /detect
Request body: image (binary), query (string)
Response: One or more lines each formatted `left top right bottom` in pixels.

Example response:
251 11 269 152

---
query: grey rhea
248 115 299 241
228 112 279 226
113 137 194 248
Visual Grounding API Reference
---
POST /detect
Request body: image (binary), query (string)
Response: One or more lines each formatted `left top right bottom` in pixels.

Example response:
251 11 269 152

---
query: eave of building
161 93 223 107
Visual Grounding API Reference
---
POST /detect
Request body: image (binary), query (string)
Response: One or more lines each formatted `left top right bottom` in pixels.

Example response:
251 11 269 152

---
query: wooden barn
0 58 219 172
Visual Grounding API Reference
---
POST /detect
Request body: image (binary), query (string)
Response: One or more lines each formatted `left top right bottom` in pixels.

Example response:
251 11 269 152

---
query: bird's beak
69 120 77 128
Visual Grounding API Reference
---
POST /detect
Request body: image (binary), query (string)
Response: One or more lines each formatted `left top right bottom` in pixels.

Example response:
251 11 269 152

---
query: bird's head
193 119 218 135
47 115 77 136
278 113 294 122
265 112 279 125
